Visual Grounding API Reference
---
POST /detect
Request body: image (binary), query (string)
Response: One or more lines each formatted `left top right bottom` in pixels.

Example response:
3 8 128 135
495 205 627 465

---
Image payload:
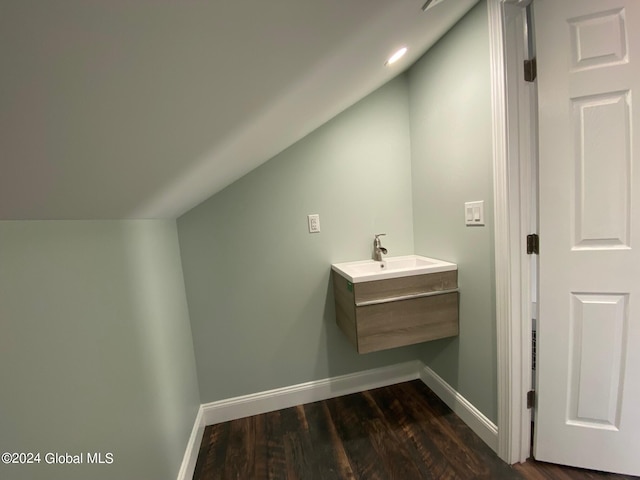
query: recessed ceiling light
385 47 407 66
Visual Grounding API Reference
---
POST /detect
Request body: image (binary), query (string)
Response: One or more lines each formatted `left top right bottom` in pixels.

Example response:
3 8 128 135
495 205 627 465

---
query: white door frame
488 0 534 464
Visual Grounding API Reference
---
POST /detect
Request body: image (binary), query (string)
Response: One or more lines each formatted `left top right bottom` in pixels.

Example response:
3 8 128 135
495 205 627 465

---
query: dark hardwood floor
193 380 639 479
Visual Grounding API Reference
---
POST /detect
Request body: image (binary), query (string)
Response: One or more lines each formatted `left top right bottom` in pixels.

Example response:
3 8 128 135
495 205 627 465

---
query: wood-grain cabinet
332 270 459 354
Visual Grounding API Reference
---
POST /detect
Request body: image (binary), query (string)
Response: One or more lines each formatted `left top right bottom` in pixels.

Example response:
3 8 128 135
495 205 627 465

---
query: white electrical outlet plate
464 201 484 226
307 214 321 233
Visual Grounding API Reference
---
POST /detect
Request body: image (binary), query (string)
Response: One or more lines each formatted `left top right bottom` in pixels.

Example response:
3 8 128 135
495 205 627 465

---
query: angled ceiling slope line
0 0 478 220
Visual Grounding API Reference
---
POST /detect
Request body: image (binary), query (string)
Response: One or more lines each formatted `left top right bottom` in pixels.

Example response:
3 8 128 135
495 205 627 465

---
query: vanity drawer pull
355 288 459 307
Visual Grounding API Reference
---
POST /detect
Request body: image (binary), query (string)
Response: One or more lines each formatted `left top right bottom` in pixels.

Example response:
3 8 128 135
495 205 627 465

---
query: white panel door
534 0 640 475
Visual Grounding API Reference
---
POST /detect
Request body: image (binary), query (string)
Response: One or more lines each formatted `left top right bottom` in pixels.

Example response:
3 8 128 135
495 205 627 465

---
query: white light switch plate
464 201 484 226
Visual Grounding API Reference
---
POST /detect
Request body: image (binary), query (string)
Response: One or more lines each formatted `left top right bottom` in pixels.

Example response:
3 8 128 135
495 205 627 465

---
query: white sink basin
331 254 456 283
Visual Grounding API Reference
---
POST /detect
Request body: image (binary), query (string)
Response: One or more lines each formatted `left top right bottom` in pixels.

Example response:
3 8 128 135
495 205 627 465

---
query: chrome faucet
373 234 388 261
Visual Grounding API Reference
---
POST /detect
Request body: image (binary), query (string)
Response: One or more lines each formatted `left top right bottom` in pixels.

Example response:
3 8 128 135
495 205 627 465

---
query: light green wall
0 220 200 480
409 1 497 422
177 76 424 403
177 3 497 423
0 7 496 479
178 0 496 421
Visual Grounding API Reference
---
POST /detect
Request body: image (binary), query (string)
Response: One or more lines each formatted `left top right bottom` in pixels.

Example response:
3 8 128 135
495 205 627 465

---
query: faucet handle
373 234 388 261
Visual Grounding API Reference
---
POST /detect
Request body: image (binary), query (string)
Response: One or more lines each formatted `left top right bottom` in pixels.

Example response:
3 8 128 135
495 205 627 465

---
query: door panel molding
569 8 629 71
568 293 628 428
572 90 632 250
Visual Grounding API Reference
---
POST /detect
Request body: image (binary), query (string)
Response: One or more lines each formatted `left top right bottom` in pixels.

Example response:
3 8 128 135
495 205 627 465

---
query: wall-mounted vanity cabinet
331 255 459 354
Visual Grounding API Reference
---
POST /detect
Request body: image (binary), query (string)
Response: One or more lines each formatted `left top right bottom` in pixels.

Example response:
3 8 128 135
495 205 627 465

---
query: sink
331 254 459 353
331 254 456 283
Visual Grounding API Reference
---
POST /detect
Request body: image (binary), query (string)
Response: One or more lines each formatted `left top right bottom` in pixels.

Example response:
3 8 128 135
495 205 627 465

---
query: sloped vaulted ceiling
0 0 478 219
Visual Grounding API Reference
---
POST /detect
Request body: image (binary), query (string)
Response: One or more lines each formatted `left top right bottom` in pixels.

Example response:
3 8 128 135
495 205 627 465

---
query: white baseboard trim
177 406 205 480
419 364 499 452
178 360 498 479
177 360 421 480
201 360 421 427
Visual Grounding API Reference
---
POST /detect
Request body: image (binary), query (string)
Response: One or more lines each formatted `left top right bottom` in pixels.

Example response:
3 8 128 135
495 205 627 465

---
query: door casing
487 0 536 464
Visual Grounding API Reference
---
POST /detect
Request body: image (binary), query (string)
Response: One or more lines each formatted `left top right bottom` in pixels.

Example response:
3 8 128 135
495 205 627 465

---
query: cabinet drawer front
356 292 458 353
354 271 457 304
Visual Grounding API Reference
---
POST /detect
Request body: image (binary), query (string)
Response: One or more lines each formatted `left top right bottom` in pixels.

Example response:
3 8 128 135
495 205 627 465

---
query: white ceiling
0 0 478 220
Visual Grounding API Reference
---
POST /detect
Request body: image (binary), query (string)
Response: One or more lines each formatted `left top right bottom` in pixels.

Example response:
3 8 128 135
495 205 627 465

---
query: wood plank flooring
193 380 639 479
